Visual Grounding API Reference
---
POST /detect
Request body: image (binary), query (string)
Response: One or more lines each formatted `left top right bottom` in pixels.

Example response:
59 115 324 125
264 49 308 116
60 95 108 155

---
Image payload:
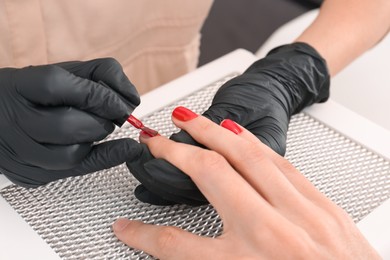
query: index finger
55 58 140 107
16 65 133 125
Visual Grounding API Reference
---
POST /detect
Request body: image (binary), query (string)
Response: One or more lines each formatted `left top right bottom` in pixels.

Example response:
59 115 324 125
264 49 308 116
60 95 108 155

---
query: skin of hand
113 106 380 259
296 0 390 76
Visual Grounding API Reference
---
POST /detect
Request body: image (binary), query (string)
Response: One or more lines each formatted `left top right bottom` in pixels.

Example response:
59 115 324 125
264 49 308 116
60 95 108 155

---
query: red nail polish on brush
127 115 159 137
140 130 155 138
221 119 242 135
172 106 198 121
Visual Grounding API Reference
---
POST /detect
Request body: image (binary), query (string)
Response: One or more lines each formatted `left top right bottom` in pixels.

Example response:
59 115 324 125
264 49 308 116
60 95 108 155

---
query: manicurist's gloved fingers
55 58 140 109
135 183 207 206
68 138 144 174
135 181 205 206
169 130 204 147
2 127 92 170
39 143 92 170
19 106 115 144
133 185 177 206
1 139 143 187
14 65 133 124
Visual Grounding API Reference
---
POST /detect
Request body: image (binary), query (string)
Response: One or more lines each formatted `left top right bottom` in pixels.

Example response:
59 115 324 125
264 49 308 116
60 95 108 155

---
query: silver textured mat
1 75 390 259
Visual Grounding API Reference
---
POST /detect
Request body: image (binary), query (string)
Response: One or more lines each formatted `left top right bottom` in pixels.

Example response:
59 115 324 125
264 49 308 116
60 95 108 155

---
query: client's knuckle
244 141 267 164
277 157 297 172
201 150 226 170
147 137 167 154
196 118 215 133
156 227 180 253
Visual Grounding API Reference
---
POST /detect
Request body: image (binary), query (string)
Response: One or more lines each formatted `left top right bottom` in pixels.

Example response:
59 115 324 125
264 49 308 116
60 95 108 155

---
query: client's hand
128 42 330 205
113 106 379 259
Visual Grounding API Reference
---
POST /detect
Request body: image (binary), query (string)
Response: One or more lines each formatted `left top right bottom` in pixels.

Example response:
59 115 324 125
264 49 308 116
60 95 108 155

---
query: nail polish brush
97 80 159 136
127 115 159 137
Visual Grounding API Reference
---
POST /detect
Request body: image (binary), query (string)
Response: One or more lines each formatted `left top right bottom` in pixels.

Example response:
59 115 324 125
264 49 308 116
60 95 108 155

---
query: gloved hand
0 58 141 187
127 42 330 205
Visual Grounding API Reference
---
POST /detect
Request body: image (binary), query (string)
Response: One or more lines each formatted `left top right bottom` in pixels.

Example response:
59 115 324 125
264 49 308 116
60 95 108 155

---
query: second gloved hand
0 58 141 187
127 42 330 205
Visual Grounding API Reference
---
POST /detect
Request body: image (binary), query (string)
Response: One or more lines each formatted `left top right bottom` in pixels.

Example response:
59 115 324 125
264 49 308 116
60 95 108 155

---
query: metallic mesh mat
1 74 390 259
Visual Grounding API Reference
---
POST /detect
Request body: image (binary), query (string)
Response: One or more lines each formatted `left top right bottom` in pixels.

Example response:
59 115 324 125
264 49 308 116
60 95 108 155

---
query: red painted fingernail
141 127 159 137
221 119 242 135
172 106 198 121
140 130 157 138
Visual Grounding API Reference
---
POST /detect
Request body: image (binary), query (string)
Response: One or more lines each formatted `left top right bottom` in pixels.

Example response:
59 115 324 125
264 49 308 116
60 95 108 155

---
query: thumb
113 218 211 259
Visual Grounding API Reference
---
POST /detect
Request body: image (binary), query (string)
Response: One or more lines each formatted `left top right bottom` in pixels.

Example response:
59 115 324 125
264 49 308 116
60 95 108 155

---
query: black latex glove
127 42 330 205
0 58 141 187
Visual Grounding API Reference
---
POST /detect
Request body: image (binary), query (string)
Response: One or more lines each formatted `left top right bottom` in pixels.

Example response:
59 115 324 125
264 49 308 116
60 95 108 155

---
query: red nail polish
127 115 159 137
172 106 198 121
221 119 242 135
140 130 159 138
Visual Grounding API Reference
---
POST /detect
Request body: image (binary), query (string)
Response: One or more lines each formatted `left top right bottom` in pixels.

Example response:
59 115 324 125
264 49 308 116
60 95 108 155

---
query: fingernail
113 218 130 232
221 119 242 135
140 130 153 139
172 106 198 121
142 127 159 137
